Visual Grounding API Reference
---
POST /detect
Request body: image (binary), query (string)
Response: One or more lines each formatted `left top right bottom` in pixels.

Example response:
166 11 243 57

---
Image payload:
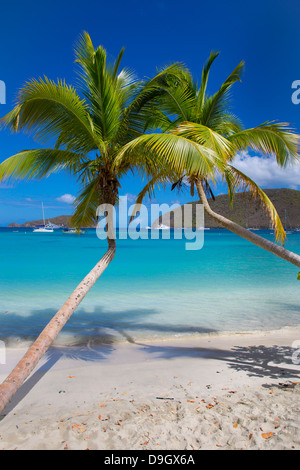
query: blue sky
0 0 300 225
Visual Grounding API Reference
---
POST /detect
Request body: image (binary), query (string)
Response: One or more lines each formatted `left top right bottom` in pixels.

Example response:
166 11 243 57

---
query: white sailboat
155 224 170 230
63 228 85 234
33 203 54 233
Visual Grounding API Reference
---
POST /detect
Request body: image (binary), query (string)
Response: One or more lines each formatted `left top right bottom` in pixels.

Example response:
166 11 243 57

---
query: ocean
1 228 300 347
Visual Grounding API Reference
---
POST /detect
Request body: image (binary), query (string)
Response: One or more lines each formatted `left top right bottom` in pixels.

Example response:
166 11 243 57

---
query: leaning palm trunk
0 219 116 414
196 180 300 268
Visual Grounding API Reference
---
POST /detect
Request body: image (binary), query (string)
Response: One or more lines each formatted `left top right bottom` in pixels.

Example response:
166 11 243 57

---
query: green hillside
8 215 72 228
8 188 300 229
153 188 300 229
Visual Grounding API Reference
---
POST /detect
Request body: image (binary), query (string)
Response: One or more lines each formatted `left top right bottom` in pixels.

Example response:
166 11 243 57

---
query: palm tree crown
120 52 299 243
0 32 183 228
0 33 189 413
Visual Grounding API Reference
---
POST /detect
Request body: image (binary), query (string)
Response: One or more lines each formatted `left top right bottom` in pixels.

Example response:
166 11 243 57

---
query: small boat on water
63 228 85 234
33 225 54 233
33 203 54 233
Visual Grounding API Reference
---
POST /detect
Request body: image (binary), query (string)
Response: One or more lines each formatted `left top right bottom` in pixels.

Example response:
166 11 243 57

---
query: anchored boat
33 203 54 233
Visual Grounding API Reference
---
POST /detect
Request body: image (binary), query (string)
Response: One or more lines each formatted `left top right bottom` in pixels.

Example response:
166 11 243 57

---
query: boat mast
42 202 45 226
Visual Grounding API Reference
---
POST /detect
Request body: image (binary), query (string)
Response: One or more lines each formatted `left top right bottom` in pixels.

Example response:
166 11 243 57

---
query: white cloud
56 194 76 204
124 193 137 203
231 152 300 189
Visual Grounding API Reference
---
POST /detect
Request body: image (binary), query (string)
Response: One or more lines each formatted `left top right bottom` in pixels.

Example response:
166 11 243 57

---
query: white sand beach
0 327 300 450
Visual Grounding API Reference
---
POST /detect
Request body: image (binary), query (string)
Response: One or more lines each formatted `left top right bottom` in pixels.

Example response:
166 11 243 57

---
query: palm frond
69 178 100 229
227 121 300 166
173 122 233 161
0 149 83 181
201 60 244 127
0 77 102 154
75 33 127 143
115 63 194 145
112 47 125 81
128 171 171 224
212 112 244 136
197 51 220 112
115 133 220 180
226 164 286 243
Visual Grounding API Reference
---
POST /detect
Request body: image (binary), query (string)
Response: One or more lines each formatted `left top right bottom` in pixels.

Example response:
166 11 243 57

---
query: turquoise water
1 228 300 345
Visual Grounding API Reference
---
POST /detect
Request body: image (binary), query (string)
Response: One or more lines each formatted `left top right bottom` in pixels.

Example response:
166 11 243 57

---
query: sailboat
33 203 54 233
63 228 85 234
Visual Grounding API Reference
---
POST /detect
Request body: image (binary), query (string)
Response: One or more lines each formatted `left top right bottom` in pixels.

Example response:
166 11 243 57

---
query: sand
0 327 300 450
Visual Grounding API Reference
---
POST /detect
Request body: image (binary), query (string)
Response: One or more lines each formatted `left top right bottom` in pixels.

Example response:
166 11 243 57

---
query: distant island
152 188 300 229
7 188 300 230
8 215 72 228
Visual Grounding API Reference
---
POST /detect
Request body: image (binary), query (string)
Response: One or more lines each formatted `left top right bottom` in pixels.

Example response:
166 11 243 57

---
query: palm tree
0 33 195 413
119 52 300 267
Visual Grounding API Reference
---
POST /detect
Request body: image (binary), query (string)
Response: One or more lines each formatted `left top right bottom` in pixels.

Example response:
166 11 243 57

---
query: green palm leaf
197 51 220 112
201 60 244 128
1 77 103 154
75 32 135 144
116 132 219 179
227 122 300 166
69 178 100 229
0 149 84 181
225 164 286 243
128 171 173 224
173 122 233 160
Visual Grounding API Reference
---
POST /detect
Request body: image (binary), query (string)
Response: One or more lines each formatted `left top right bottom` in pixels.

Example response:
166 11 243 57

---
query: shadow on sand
0 305 299 419
133 341 300 383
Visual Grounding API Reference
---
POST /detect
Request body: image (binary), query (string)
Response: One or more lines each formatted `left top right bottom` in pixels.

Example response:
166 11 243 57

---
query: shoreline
2 322 300 349
0 327 300 449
